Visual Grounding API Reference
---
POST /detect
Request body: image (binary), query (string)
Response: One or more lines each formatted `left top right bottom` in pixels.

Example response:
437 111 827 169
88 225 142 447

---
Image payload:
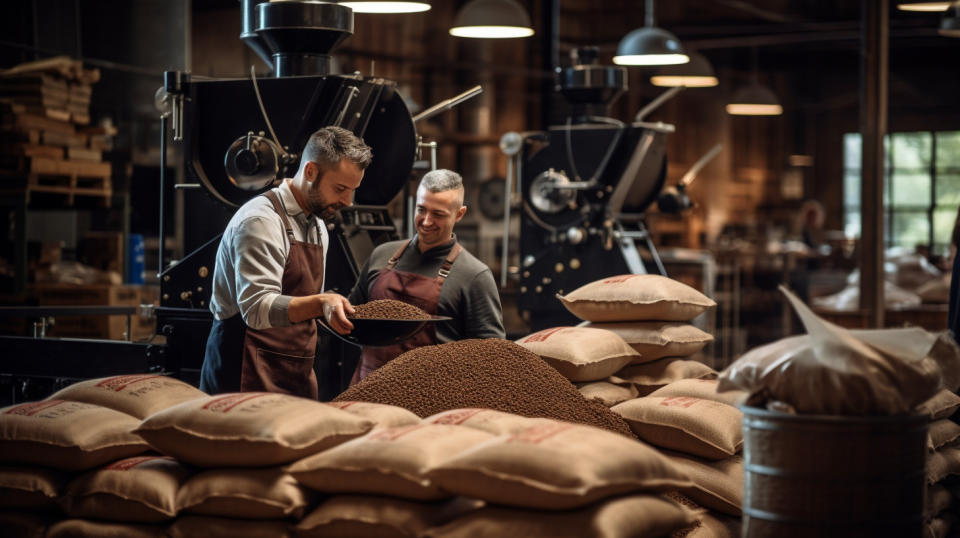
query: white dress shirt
209 180 328 329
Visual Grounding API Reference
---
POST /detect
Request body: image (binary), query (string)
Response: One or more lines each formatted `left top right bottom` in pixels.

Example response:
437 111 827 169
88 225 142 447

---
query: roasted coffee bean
334 339 636 439
351 299 429 320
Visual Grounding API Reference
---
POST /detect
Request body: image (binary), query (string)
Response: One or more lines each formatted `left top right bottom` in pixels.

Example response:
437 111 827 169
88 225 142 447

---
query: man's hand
288 293 355 334
319 293 355 335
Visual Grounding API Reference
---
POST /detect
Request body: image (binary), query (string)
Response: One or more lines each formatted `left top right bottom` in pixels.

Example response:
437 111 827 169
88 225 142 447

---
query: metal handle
634 85 685 122
413 85 483 123
679 143 723 187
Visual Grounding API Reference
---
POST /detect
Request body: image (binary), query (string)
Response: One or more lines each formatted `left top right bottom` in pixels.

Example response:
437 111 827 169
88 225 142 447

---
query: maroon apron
240 190 323 399
350 239 462 385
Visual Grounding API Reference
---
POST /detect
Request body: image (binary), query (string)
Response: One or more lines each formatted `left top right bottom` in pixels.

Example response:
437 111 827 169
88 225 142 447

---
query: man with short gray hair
348 168 505 384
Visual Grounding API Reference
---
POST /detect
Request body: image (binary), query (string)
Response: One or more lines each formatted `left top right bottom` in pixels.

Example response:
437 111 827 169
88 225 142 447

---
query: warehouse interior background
2 0 960 381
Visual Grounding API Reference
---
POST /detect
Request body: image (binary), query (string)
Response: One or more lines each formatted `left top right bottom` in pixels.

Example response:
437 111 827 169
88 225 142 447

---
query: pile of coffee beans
334 338 636 439
351 299 429 320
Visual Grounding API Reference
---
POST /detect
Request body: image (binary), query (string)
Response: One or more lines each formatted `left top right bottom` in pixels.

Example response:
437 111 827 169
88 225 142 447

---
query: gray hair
420 169 463 193
301 126 373 172
419 169 464 207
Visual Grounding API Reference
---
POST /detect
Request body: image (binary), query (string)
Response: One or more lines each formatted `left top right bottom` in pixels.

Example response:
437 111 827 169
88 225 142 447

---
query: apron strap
263 190 295 240
386 239 412 269
438 242 463 280
386 238 462 279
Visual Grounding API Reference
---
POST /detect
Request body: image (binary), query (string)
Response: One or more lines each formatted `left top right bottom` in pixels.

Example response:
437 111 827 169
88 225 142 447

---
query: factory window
843 130 960 256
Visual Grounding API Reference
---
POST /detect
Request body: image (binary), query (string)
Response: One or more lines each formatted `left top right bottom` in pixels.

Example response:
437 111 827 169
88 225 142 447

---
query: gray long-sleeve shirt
349 235 505 342
209 180 329 329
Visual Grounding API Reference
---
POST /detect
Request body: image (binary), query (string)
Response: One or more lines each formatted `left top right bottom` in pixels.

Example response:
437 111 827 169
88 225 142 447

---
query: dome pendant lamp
896 1 951 11
726 48 782 116
613 0 689 66
449 0 535 39
650 51 718 87
338 2 431 14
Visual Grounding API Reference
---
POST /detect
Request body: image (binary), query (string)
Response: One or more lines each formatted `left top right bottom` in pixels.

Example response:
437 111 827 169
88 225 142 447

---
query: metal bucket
741 406 928 538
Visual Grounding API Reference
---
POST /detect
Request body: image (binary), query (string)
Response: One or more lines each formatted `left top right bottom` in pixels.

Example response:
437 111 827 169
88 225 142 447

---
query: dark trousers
199 315 246 394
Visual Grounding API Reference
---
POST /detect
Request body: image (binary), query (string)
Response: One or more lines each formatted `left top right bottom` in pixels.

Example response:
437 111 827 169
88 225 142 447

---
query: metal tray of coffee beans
317 315 452 347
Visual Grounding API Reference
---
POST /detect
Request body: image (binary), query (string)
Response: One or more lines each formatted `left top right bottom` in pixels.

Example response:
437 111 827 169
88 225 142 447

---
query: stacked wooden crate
0 56 115 205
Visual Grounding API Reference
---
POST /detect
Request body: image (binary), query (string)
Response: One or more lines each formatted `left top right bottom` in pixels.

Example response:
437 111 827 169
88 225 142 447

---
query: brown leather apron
349 238 462 385
239 190 323 399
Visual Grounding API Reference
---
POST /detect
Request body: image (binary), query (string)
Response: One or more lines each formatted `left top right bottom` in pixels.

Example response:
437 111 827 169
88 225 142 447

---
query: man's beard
317 203 342 220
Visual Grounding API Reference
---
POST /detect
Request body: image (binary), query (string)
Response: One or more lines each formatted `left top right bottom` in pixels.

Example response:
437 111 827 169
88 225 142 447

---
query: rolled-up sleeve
233 216 293 329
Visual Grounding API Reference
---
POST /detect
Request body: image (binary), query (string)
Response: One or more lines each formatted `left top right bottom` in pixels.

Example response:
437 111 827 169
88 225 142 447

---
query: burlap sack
616 358 718 396
649 379 747 408
584 321 714 362
177 466 313 520
423 408 547 436
928 420 960 452
288 424 494 500
919 390 960 421
557 274 716 322
325 401 421 429
612 397 742 459
927 484 952 518
664 452 743 516
59 455 190 522
927 444 960 484
296 495 482 538
167 515 290 538
134 392 373 467
672 512 741 538
46 519 167 538
577 376 639 407
0 510 49 538
515 327 639 382
423 494 699 538
426 420 691 510
0 466 64 510
926 516 954 538
48 375 206 419
0 400 149 471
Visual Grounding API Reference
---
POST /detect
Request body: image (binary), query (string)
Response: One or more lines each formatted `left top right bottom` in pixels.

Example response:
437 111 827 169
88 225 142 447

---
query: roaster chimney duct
251 1 354 77
557 47 627 119
240 0 274 70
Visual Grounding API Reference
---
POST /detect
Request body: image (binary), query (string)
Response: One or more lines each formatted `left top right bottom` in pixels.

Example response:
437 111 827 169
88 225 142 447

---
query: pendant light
896 1 951 11
613 0 688 66
941 2 960 36
650 51 718 87
726 48 782 116
338 1 431 13
449 0 534 39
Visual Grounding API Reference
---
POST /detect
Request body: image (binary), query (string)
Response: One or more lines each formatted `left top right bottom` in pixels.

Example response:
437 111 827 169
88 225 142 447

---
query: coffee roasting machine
499 48 720 331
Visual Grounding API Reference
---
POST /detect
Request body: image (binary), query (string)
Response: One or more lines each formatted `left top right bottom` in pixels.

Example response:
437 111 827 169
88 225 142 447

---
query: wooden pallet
0 156 111 205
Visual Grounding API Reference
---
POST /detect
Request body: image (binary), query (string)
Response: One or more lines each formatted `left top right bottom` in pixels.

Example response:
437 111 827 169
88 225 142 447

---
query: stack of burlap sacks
0 374 704 537
920 389 960 537
514 274 744 536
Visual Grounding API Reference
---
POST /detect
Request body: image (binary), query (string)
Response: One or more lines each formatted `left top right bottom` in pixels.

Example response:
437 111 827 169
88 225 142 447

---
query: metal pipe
334 86 360 127
413 85 483 123
634 85 685 122
158 113 167 278
501 155 515 288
